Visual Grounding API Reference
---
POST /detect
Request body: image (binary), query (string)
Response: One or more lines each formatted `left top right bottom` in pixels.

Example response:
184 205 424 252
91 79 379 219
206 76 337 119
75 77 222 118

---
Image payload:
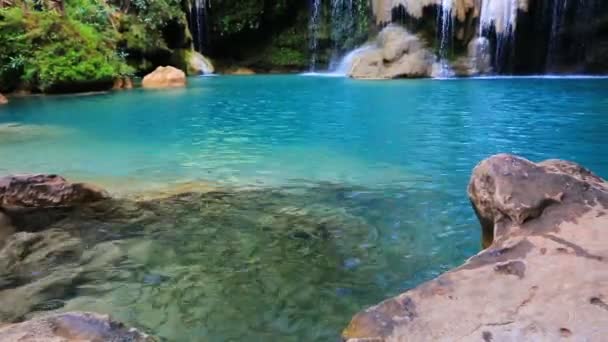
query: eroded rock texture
0 312 154 342
343 154 608 341
347 25 434 79
0 174 108 210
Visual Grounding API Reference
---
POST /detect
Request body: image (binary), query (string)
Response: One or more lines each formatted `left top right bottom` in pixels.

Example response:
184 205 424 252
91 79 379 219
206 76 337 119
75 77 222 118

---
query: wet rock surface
0 312 154 341
347 25 434 79
142 66 187 88
343 154 608 341
0 174 108 210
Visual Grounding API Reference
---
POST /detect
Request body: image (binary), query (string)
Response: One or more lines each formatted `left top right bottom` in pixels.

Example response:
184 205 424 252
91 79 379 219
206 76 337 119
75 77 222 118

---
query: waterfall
190 0 210 53
436 0 455 77
546 0 597 72
479 0 519 73
328 0 355 70
309 0 323 71
309 0 369 72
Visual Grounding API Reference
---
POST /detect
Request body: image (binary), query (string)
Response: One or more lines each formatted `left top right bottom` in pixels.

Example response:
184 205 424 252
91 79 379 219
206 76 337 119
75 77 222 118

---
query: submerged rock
347 25 434 79
0 93 7 105
0 312 154 341
343 154 608 341
0 174 108 211
142 66 186 88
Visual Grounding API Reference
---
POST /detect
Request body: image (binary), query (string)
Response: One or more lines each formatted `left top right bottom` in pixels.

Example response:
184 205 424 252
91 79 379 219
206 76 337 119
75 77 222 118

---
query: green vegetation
0 0 190 93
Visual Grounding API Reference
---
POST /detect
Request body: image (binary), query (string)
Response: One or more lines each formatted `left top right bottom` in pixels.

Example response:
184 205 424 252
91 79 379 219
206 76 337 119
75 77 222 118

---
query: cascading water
309 0 369 72
479 0 519 73
190 0 210 53
328 0 357 70
436 0 455 78
546 0 598 72
309 0 323 71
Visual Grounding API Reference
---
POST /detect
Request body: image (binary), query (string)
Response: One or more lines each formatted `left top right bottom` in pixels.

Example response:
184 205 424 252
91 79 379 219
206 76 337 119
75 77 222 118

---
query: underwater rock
188 51 215 75
347 25 434 79
0 311 154 341
142 66 186 88
0 174 108 211
0 93 7 105
343 154 608 341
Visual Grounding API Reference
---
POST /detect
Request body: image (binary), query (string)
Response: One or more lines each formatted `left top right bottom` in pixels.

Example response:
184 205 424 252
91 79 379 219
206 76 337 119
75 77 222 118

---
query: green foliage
0 6 133 92
0 0 189 93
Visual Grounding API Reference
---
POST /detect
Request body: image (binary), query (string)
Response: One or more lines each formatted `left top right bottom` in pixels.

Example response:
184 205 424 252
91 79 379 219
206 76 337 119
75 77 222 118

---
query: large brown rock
347 25 434 79
142 66 186 88
0 312 154 341
0 174 108 210
0 93 7 105
343 154 608 341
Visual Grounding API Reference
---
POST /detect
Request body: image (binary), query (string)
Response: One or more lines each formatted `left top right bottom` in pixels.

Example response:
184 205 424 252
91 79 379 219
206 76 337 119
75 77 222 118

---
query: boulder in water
188 51 214 75
0 93 7 105
0 312 154 341
0 174 108 210
343 154 608 341
142 66 186 88
347 25 434 79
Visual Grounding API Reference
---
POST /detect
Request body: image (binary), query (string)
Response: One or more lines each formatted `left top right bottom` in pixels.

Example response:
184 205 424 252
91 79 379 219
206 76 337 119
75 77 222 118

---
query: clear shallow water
1 76 608 340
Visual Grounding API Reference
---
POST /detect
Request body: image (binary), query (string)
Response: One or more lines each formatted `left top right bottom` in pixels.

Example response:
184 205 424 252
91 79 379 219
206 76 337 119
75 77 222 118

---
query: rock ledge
343 154 608 341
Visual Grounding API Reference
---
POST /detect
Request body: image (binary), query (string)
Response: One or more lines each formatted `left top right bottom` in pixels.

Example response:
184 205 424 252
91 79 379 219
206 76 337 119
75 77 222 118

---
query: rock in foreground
0 174 108 210
343 154 608 341
347 25 434 79
142 66 186 88
0 312 154 341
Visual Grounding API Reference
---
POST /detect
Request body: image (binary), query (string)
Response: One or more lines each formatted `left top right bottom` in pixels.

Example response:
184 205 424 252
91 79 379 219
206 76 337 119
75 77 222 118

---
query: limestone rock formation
347 25 434 79
142 66 187 88
343 154 608 341
0 93 7 105
188 51 215 75
0 174 108 210
0 312 154 341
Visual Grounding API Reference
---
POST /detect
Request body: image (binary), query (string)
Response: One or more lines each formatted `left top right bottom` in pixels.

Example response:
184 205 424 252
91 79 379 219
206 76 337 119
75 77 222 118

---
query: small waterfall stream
546 0 598 72
308 0 369 72
309 0 323 71
436 0 455 77
479 0 519 73
190 0 210 53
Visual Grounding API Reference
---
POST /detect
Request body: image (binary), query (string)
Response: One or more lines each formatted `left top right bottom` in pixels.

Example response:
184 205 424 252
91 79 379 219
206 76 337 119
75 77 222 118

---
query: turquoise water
1 76 608 340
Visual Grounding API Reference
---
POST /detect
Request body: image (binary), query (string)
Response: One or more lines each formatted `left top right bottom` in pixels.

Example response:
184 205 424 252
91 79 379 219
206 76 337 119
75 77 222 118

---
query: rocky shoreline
343 154 608 341
1 154 606 340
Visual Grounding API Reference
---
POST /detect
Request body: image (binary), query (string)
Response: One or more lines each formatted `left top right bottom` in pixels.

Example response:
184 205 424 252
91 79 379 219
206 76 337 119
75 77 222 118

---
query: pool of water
1 75 608 340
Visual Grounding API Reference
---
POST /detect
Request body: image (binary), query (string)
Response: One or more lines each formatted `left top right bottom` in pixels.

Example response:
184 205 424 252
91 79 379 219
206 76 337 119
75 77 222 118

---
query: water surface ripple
0 76 607 340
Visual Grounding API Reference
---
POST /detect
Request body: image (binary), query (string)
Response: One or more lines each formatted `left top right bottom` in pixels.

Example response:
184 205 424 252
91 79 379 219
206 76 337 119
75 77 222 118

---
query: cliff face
370 0 608 75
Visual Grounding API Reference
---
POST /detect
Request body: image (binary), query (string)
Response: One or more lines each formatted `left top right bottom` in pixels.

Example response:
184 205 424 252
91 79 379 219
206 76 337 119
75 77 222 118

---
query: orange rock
142 66 186 88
